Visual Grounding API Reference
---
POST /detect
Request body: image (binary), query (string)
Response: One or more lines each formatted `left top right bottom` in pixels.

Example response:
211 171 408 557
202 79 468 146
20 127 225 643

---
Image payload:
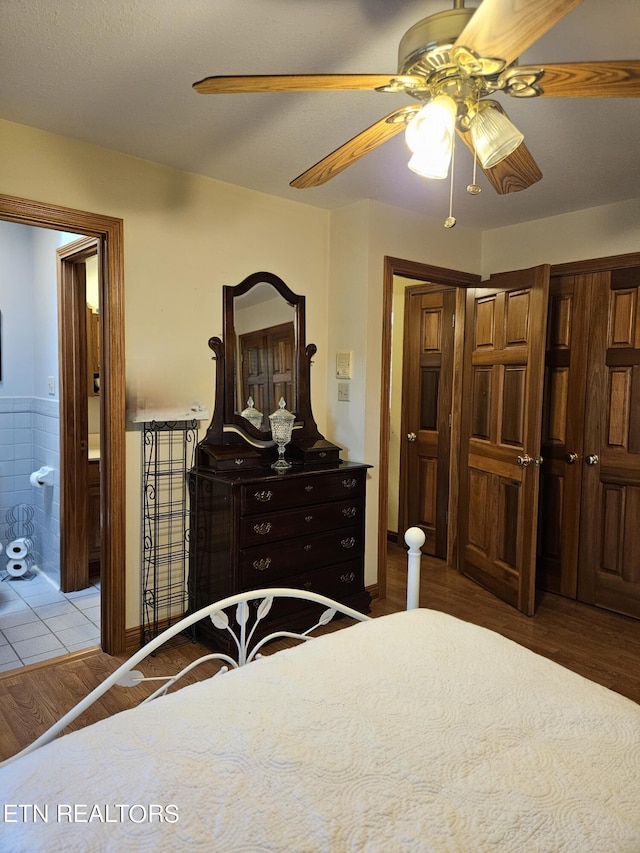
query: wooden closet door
537 274 591 597
399 288 454 557
579 267 640 619
459 265 549 615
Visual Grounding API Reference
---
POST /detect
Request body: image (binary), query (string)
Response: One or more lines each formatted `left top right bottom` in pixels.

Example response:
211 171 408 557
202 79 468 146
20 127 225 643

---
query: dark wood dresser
191 272 371 648
189 461 371 647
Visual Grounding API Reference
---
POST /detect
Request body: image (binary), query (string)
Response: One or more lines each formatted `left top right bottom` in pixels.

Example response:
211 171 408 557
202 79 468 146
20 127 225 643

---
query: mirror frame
202 271 332 461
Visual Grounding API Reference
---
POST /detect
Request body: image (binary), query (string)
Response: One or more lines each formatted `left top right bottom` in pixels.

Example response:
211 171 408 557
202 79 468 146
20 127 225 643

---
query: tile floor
0 569 100 672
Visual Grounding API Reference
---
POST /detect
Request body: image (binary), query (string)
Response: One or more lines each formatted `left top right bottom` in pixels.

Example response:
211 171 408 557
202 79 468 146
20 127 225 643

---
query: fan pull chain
467 91 482 196
444 139 456 228
467 149 481 196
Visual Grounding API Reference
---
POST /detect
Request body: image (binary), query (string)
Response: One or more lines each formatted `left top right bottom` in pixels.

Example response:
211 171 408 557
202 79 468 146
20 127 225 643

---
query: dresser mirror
200 271 340 467
226 274 300 437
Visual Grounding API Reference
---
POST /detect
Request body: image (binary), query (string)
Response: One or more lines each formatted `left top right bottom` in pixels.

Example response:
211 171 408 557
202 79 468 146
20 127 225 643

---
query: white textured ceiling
1 0 639 229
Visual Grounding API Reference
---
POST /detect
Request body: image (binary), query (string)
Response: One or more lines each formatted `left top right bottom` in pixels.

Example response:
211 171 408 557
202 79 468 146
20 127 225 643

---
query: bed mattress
2 608 640 852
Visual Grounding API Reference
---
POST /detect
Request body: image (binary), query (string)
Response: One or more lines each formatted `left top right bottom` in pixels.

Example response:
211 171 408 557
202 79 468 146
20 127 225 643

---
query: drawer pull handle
253 522 272 535
342 478 357 489
235 458 244 466
254 490 273 503
342 507 357 518
319 452 327 457
304 544 312 551
305 515 313 523
305 485 314 492
340 572 356 583
303 581 312 589
253 557 272 572
341 537 356 549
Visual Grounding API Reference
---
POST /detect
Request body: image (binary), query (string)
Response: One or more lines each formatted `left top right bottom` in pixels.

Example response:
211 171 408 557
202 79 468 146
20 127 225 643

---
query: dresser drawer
241 470 364 514
239 499 362 547
248 560 365 619
240 526 362 586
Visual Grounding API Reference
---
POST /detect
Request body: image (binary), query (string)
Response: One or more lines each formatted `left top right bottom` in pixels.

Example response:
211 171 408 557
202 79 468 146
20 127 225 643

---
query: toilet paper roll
30 466 54 488
6 558 28 577
7 537 33 560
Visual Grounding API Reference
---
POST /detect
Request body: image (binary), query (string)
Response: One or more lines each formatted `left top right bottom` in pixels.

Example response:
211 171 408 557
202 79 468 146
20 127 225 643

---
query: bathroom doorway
0 194 125 658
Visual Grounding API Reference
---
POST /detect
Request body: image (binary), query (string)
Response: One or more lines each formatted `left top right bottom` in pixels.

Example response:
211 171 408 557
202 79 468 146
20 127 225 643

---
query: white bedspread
2 609 640 852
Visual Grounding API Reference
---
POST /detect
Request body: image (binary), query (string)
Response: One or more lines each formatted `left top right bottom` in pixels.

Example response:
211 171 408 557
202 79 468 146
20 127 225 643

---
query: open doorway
0 194 125 658
377 257 478 598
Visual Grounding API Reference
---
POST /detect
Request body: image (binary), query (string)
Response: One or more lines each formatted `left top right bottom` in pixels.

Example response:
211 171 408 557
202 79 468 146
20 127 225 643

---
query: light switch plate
337 382 350 402
336 350 353 379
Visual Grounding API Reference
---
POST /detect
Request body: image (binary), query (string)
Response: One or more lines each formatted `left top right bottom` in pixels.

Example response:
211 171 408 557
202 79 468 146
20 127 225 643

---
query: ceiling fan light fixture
469 102 524 169
405 94 457 179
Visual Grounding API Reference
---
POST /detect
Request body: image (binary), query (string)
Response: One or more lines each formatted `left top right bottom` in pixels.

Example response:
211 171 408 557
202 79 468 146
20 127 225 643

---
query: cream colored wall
0 119 331 627
481 199 640 277
327 200 482 584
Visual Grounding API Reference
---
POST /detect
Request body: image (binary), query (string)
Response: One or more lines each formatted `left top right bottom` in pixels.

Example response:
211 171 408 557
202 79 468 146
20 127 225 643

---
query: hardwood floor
1 542 640 763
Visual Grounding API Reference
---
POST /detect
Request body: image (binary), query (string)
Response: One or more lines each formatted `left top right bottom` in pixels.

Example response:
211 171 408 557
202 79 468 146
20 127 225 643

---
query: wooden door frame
378 257 478 598
0 194 126 655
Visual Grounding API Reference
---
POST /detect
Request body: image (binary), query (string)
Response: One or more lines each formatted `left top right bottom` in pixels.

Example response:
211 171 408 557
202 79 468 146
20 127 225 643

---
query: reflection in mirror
233 282 296 430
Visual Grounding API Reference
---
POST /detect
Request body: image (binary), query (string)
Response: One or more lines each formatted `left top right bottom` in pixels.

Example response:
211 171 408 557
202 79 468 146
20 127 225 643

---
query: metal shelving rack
139 413 203 645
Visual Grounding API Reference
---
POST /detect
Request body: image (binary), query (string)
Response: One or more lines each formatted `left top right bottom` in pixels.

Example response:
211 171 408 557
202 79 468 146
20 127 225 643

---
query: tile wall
0 396 60 586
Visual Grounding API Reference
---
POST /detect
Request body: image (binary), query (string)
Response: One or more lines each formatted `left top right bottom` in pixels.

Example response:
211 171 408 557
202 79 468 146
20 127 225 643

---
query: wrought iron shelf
141 419 199 645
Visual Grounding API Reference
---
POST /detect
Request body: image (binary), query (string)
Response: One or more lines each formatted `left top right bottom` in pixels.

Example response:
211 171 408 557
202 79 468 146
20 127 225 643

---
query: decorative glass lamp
241 397 263 430
469 101 524 168
268 398 295 470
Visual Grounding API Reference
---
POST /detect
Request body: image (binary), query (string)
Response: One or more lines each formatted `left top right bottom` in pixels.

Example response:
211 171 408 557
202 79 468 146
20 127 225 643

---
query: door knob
585 454 599 466
516 454 531 467
533 455 543 466
565 452 579 464
407 432 417 442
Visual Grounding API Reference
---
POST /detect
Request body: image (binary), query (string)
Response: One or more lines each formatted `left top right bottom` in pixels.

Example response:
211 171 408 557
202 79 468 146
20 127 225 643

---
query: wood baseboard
125 625 145 654
366 583 379 600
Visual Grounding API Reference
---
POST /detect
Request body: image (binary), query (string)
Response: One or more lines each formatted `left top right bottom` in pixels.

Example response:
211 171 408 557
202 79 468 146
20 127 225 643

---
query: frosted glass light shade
405 95 457 179
469 103 524 168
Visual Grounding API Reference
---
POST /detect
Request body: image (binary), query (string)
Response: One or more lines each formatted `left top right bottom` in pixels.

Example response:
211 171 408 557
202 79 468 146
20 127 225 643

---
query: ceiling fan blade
455 0 583 69
481 143 543 195
532 61 640 98
290 107 419 189
193 74 408 94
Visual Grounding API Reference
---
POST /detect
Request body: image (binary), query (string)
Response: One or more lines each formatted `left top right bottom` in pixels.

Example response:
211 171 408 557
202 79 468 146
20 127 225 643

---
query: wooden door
58 238 96 592
270 323 296 411
579 267 640 618
399 287 454 557
240 321 295 416
537 273 591 597
459 265 550 615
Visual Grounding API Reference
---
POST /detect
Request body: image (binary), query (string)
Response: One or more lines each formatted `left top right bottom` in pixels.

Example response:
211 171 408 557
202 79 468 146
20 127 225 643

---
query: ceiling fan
193 0 640 215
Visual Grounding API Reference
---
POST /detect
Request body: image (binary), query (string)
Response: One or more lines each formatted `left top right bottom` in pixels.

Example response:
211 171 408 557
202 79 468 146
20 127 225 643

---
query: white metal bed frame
2 527 425 767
